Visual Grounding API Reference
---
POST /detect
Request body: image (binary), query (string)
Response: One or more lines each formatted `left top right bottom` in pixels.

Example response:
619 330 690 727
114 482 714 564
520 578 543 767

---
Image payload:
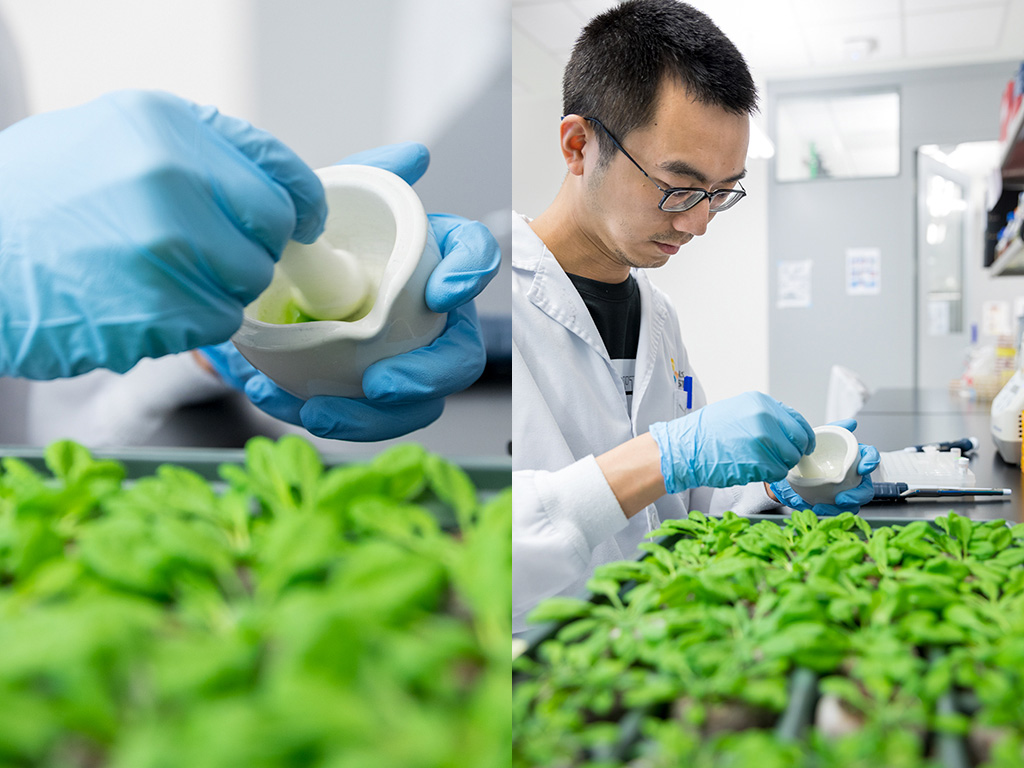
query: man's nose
670 200 713 237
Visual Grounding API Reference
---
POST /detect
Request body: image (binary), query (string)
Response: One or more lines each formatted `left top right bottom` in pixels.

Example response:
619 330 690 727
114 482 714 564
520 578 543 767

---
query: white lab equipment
231 164 445 400
824 365 872 423
784 424 861 505
990 368 1024 464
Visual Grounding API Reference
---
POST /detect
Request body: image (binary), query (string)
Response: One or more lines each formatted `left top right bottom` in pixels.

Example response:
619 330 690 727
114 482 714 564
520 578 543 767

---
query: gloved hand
0 89 326 379
768 418 881 515
650 391 816 492
200 141 501 441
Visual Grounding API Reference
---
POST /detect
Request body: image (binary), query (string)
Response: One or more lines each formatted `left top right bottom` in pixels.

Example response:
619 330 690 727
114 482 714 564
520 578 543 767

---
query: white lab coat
512 213 776 633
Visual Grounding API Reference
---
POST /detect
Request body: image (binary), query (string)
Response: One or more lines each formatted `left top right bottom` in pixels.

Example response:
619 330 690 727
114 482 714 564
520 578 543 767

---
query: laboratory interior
513 2 1024 766
0 2 511 766
513 0 1024 520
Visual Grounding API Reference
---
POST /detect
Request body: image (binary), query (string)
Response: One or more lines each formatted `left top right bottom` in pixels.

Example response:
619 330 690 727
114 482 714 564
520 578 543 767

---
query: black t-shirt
566 272 641 411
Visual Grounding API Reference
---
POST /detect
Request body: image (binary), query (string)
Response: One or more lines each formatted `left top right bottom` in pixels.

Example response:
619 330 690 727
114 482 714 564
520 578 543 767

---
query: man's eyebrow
656 160 747 187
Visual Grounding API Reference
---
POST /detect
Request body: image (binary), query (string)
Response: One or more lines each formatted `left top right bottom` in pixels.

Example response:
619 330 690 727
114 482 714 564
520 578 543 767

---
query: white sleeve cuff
535 455 629 554
512 456 629 621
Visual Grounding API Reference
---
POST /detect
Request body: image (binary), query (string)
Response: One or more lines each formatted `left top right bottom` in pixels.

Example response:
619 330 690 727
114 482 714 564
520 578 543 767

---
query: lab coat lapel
512 215 614 362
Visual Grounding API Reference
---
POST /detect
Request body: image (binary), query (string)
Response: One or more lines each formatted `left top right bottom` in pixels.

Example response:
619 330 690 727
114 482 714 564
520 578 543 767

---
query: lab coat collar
513 212 607 358
513 212 673 422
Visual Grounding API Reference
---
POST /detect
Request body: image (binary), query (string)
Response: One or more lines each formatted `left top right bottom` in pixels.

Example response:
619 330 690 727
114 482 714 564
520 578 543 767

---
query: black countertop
852 388 1022 522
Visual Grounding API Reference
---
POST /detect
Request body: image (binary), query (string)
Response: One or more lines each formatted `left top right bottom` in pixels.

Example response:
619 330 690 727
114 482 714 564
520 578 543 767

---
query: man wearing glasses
512 0 880 633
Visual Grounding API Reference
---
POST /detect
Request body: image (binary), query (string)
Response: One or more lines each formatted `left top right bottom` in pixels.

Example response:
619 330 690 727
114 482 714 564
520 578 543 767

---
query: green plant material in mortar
261 295 374 325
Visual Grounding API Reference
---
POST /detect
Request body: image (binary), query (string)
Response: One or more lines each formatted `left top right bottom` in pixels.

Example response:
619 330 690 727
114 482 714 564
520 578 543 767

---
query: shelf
989 235 1024 275
1000 103 1024 183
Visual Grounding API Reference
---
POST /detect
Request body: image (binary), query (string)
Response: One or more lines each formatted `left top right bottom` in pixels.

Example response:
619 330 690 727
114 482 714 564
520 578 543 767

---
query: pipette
871 482 1011 501
901 437 979 454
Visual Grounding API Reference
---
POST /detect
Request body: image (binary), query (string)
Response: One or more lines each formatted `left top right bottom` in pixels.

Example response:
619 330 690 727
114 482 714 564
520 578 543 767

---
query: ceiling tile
511 1 588 53
904 0 1004 12
567 0 618 23
696 0 797 35
511 0 1023 82
695 0 812 73
728 27 813 74
802 16 905 67
906 5 1005 56
790 0 900 22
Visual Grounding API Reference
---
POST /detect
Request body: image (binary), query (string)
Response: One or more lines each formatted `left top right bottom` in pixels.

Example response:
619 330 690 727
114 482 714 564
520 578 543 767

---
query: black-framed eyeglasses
584 116 746 214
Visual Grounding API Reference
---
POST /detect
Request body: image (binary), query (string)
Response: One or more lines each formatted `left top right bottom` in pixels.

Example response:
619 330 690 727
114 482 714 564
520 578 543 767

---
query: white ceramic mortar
231 164 445 399
785 425 861 506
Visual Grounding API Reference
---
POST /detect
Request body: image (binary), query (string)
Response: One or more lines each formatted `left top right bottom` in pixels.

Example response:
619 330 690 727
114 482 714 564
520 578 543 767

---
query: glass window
775 90 900 181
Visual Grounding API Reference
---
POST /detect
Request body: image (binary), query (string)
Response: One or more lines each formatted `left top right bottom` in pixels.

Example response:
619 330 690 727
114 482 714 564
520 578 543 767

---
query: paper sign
846 247 881 295
927 300 950 336
982 300 1012 337
777 259 812 308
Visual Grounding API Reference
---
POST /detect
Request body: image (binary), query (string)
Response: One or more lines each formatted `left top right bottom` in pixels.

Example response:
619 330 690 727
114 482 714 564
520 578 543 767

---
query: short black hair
563 0 757 161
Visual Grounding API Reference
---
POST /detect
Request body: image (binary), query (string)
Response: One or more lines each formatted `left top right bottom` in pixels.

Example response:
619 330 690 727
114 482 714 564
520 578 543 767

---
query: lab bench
852 387 1023 522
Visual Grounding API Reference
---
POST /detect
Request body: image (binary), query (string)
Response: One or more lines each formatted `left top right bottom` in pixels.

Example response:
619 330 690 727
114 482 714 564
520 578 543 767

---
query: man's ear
559 115 592 176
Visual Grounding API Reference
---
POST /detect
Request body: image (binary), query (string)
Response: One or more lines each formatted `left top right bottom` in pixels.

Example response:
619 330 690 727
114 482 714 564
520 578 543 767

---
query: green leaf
44 440 96 484
370 443 430 500
990 525 1013 551
852 515 874 539
255 514 341 598
933 711 970 735
994 547 1024 569
741 677 788 711
424 454 478 529
586 578 623 604
594 559 650 583
954 515 973 556
867 529 891 571
526 597 593 624
791 508 819 533
76 516 172 597
819 675 871 713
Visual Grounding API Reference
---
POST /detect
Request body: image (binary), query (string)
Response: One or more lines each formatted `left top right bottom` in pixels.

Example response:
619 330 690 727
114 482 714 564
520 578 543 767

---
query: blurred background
0 0 511 460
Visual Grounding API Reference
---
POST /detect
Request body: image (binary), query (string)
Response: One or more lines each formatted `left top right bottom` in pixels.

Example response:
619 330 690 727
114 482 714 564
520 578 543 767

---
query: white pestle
276 237 371 321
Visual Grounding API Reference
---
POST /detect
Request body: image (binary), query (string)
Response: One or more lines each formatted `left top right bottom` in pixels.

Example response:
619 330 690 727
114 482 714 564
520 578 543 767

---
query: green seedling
516 509 1024 767
0 438 510 768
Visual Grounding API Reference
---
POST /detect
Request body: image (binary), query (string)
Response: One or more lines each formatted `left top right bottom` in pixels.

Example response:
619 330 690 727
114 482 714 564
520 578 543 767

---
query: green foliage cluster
513 509 1024 768
0 436 511 768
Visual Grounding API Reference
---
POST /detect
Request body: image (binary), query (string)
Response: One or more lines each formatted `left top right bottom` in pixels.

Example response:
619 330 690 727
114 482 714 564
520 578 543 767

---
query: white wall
0 0 256 120
510 30 771 403
655 157 770 401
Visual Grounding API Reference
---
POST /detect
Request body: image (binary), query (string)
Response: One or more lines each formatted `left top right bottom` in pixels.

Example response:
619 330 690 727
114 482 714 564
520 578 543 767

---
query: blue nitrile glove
768 418 881 515
200 141 500 441
0 89 326 379
650 391 816 492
